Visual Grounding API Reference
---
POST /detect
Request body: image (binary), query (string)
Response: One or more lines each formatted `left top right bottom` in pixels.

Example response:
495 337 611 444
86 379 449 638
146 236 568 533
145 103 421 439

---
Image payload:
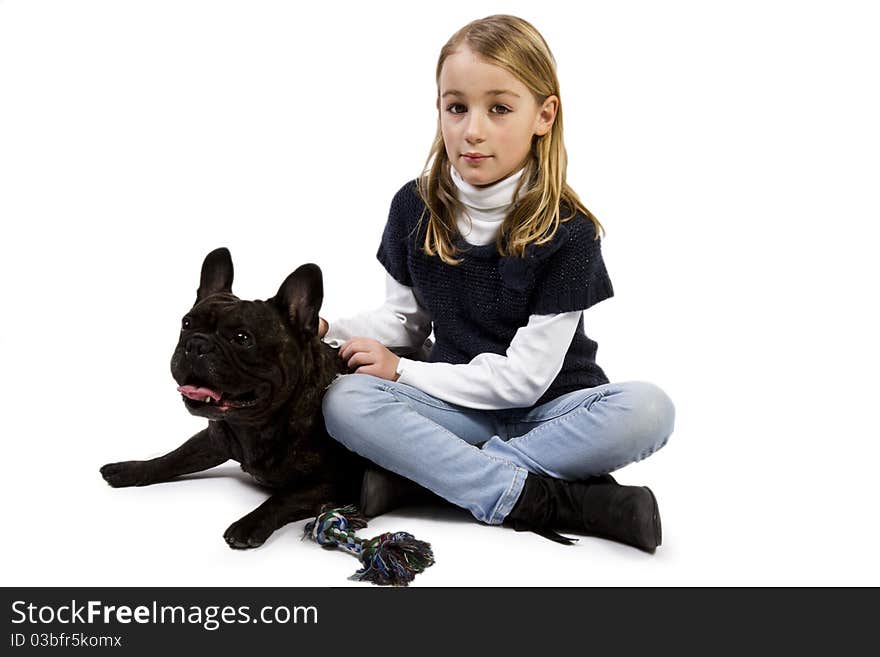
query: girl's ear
534 95 559 136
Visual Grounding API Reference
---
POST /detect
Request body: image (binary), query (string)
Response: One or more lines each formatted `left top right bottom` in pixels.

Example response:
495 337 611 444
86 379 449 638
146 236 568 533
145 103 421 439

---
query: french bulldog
100 247 363 549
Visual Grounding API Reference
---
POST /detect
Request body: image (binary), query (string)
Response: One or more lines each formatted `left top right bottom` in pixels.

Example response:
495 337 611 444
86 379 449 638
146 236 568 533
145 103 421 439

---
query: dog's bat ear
273 263 323 337
196 247 234 303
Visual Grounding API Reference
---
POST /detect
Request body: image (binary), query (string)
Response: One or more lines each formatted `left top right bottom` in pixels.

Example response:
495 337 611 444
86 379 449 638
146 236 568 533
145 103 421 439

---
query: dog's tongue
177 385 222 402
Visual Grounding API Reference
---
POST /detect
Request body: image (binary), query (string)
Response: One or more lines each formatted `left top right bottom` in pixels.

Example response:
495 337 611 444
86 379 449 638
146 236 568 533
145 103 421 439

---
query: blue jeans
322 376 675 525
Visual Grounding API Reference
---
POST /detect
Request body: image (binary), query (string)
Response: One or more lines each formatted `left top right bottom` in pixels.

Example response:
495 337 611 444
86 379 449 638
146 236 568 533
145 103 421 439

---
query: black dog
100 247 363 549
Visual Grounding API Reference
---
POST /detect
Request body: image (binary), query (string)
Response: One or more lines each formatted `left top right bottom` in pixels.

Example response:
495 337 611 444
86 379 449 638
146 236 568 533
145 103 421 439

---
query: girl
319 15 675 552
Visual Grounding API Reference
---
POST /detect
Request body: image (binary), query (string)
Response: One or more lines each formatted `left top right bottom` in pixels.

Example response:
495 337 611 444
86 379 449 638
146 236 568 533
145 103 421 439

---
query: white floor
4 416 878 587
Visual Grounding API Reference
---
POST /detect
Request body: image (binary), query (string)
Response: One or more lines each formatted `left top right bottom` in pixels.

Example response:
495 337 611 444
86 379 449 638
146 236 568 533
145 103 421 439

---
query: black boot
504 473 662 552
359 466 442 517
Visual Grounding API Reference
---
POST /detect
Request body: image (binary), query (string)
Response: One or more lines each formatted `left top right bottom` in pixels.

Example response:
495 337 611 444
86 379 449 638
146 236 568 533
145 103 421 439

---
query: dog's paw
223 515 273 550
100 461 149 487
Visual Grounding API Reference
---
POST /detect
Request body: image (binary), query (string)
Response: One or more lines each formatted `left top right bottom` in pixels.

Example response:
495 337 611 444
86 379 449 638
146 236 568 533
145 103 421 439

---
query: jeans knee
623 381 675 453
321 374 386 442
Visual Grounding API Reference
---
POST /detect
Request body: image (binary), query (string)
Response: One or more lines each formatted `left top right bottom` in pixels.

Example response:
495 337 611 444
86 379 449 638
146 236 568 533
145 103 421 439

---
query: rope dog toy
303 504 435 586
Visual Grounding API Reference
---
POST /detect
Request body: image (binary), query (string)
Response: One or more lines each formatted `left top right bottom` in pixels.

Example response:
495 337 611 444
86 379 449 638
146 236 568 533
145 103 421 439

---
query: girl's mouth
462 153 490 163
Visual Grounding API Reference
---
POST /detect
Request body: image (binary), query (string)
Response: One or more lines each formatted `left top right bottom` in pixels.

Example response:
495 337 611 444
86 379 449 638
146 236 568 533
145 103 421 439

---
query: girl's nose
464 114 485 143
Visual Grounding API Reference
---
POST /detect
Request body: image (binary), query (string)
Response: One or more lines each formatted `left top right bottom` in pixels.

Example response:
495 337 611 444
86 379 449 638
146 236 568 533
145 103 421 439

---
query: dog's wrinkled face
171 295 289 421
170 248 323 423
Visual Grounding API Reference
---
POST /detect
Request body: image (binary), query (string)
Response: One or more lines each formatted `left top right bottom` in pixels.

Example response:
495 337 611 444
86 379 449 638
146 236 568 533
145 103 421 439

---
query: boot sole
360 468 396 517
641 486 662 553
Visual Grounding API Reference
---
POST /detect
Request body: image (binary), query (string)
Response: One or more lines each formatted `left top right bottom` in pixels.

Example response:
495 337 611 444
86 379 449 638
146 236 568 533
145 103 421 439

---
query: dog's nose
185 336 214 357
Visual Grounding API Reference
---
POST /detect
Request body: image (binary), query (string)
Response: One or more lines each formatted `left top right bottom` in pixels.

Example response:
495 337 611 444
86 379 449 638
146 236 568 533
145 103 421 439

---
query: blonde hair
417 14 603 264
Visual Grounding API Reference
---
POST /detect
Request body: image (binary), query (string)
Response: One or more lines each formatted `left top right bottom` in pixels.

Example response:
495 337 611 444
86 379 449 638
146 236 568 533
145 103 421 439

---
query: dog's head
170 247 323 423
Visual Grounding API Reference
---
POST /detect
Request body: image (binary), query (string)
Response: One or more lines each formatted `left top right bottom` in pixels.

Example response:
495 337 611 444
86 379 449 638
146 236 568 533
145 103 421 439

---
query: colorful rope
304 504 435 586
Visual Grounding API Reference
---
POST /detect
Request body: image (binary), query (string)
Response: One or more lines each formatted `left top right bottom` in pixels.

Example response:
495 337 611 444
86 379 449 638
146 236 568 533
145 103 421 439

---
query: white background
1 0 878 586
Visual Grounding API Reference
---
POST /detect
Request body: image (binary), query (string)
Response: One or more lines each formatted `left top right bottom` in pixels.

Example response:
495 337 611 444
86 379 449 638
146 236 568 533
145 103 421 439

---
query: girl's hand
339 337 400 381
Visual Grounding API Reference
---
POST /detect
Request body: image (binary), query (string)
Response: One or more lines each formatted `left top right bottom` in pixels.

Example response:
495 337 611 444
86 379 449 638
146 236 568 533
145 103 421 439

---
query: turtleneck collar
450 165 525 246
451 165 524 211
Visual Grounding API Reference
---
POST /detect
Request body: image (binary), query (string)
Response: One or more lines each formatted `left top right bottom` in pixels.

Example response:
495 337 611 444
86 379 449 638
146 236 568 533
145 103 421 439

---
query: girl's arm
394 311 582 409
322 273 432 354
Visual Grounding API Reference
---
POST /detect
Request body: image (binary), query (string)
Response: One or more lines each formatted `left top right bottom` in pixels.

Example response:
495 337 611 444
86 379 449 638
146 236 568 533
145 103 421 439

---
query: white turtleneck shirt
323 168 583 410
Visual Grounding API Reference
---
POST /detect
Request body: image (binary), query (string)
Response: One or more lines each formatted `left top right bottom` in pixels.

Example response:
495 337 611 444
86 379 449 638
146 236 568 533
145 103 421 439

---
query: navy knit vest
377 180 614 406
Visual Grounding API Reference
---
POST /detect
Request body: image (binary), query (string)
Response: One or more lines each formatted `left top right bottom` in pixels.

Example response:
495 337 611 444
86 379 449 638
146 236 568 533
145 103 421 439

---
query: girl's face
438 45 557 188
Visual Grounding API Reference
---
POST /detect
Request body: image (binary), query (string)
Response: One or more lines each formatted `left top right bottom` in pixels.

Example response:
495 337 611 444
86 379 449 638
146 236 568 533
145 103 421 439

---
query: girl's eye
491 104 511 114
446 103 466 114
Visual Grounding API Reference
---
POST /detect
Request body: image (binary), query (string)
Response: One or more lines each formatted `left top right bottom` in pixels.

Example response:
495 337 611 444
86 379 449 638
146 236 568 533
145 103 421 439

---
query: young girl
319 15 675 551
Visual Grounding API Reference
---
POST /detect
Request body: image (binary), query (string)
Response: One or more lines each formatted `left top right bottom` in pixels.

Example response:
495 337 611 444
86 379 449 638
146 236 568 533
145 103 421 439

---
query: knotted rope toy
303 504 435 586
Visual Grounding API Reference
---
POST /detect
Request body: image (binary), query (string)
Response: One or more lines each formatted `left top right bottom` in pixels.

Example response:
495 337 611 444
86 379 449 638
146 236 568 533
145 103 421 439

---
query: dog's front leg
100 429 229 488
223 484 336 549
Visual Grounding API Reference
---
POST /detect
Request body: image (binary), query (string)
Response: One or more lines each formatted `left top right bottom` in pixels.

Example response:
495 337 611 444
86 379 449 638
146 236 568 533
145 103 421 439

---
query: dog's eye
181 317 192 330
233 331 252 346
